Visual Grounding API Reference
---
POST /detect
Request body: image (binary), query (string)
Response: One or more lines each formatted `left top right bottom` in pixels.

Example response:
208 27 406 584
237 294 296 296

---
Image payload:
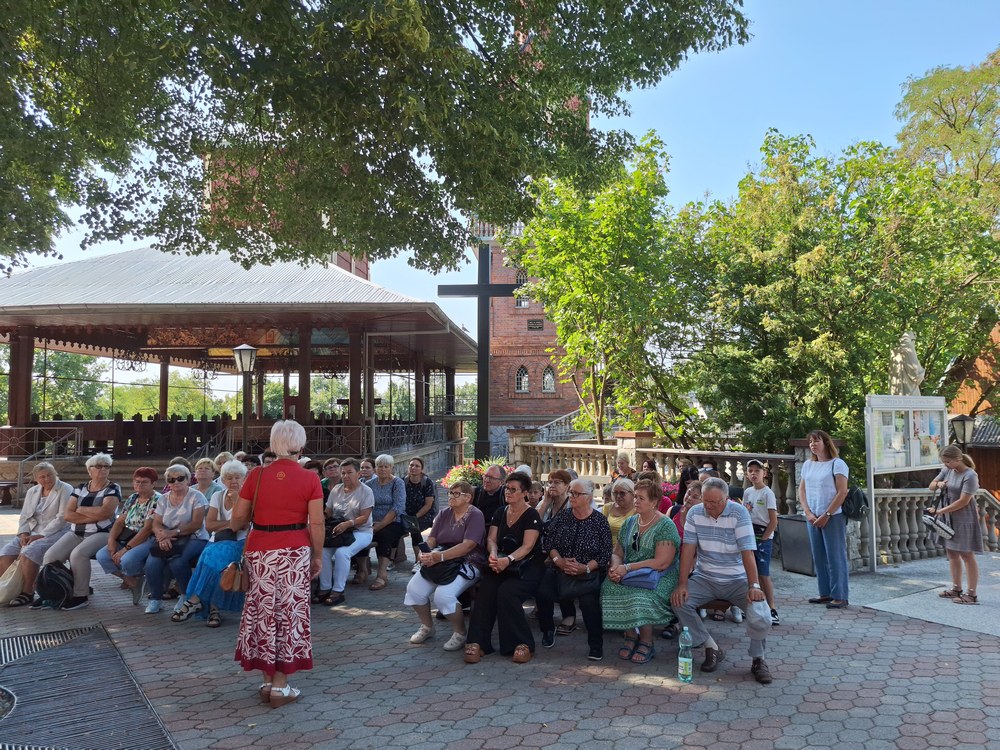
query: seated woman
536 478 613 661
404 480 486 652
363 454 406 591
143 464 209 614
464 471 543 664
2 462 74 607
193 457 225 506
171 460 248 626
602 478 637 548
96 467 161 605
318 458 374 606
602 478 680 664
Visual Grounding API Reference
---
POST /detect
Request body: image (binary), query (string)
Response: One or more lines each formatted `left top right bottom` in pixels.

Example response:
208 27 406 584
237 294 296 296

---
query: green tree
896 47 1000 227
311 376 349 416
688 132 1000 460
456 381 478 452
99 371 225 418
376 380 416 421
505 135 700 443
31 351 109 419
220 379 287 419
2 1 748 273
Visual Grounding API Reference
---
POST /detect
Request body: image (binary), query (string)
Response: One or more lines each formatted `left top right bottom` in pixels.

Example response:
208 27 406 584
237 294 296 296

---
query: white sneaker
409 624 434 644
145 599 162 614
443 632 467 651
411 563 422 574
698 608 707 619
731 607 744 623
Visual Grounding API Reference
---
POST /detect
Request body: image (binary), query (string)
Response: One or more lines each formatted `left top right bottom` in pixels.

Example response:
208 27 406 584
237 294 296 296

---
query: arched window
542 366 556 393
515 366 529 393
514 269 529 307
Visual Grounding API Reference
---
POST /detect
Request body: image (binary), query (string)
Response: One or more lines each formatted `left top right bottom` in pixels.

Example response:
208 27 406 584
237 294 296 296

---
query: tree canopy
2 0 749 274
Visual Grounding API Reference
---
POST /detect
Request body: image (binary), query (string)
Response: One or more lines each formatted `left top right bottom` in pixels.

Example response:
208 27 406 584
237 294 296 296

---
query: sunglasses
166 476 187 484
569 490 590 498
631 530 640 553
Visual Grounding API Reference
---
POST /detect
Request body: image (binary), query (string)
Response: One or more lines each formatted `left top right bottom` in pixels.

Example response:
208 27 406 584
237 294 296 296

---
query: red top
240 459 323 553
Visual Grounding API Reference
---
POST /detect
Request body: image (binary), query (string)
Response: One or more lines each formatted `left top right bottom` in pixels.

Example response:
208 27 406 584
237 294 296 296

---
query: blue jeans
96 537 154 577
144 538 208 600
807 513 849 601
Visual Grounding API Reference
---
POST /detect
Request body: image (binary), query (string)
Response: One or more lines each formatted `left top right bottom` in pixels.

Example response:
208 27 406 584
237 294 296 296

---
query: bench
0 482 16 506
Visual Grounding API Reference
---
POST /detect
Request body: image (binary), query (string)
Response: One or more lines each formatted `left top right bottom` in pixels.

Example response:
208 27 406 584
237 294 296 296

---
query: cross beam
439 244 520 459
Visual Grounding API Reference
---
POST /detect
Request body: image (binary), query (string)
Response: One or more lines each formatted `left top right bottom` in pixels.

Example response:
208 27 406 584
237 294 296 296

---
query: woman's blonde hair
939 444 975 470
807 430 839 459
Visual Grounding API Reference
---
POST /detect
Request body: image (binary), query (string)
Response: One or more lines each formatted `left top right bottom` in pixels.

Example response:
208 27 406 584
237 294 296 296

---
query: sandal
464 643 483 664
368 577 388 591
269 685 301 708
630 641 655 665
660 621 680 639
512 644 532 664
618 633 638 661
710 610 726 622
9 592 33 607
162 586 180 601
258 683 272 704
953 593 979 605
555 620 577 635
939 587 963 598
316 590 333 605
207 608 222 628
170 599 202 622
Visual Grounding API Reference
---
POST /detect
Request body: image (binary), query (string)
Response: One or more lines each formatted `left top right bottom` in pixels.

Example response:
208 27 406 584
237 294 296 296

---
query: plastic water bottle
677 626 693 683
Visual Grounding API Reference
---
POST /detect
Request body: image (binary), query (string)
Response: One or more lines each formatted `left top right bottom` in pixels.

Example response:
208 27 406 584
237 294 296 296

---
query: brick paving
1 509 999 749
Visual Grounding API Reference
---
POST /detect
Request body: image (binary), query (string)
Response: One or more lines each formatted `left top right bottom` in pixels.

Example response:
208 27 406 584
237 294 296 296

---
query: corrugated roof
971 415 1000 447
0 246 421 307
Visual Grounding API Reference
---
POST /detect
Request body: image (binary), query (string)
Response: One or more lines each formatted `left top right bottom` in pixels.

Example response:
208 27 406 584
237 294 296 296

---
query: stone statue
888 331 925 396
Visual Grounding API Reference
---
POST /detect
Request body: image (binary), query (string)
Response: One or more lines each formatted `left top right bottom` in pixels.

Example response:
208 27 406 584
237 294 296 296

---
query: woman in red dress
232 420 325 708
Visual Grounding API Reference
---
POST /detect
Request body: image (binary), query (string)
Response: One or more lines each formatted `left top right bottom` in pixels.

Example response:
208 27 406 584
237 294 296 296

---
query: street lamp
233 344 257 453
950 414 976 450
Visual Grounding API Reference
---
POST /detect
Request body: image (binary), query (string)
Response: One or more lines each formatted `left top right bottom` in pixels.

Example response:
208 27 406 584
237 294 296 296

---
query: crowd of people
1 422 984 706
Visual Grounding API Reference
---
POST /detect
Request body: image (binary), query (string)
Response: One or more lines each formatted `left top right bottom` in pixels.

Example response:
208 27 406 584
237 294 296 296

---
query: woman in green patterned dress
601 478 680 664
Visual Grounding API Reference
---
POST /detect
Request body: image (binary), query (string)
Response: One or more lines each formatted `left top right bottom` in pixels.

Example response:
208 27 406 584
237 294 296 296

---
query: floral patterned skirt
234 546 313 676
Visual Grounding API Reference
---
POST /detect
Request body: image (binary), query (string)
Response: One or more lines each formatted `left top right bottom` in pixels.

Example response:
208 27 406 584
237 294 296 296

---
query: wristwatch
824 512 832 518
751 583 761 590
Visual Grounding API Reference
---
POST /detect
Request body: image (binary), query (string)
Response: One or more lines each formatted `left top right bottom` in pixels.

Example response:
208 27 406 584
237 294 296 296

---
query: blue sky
50 0 1000 335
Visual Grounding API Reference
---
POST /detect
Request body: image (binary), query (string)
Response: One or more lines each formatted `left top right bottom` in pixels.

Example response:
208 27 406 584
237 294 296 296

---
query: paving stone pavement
1 509 999 750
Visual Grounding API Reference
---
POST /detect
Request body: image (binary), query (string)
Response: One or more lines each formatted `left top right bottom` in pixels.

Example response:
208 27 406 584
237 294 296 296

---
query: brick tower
478 232 580 452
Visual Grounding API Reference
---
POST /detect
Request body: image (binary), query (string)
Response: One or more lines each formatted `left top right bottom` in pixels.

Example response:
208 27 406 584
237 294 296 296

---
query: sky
44 0 1000 338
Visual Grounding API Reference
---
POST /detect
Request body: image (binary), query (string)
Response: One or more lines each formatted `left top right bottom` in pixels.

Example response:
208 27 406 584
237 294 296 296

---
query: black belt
253 523 307 532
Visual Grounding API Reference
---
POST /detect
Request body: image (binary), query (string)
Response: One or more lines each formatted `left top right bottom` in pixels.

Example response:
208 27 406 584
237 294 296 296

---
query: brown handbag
220 469 263 593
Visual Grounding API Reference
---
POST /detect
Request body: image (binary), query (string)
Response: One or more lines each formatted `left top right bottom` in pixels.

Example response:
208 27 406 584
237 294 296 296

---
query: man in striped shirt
670 477 773 684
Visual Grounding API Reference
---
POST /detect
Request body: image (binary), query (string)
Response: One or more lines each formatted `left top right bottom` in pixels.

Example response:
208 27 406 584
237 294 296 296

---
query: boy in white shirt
743 459 779 625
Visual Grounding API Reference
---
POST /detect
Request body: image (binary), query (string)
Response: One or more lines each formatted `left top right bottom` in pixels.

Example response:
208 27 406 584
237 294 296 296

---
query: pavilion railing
428 395 477 417
374 423 444 455
9 428 83 504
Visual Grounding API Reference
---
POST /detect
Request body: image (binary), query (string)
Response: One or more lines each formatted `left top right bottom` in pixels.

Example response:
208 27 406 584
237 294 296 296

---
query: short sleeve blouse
326 483 376 532
801 458 849 516
241 460 323 553
430 506 487 568
492 505 543 560
155 489 210 540
405 475 436 516
210 490 247 541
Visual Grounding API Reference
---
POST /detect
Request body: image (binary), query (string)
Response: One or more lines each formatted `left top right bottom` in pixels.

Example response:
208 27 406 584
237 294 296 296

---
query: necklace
506 502 527 525
638 513 659 529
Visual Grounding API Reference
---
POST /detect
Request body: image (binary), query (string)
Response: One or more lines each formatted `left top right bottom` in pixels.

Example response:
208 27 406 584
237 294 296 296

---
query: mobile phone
418 542 432 553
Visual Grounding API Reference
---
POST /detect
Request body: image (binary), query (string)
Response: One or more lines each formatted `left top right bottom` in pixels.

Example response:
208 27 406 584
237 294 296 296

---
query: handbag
221 468 263 593
419 547 474 586
557 570 600 599
399 514 420 534
149 535 190 559
922 487 955 540
621 566 663 590
0 558 24 603
214 528 239 543
324 514 356 548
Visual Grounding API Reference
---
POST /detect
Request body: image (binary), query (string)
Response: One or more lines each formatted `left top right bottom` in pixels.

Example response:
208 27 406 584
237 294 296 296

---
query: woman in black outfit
463 471 543 665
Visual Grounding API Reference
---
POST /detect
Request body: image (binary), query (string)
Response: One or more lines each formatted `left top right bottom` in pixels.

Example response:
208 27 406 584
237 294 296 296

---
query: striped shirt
683 500 756 583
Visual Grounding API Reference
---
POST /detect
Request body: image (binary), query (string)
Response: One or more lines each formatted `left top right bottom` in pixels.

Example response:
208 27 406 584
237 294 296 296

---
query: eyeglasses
448 490 468 497
504 486 523 494
569 490 590 498
91 465 111 470
547 480 565 486
166 476 187 484
613 491 631 498
483 474 502 482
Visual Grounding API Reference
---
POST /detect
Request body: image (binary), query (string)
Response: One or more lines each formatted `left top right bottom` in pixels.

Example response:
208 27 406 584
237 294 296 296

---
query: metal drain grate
0 627 98 667
0 627 176 750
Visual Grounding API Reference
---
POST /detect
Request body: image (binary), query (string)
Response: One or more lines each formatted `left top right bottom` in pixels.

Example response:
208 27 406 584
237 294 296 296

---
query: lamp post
233 344 258 453
950 413 976 451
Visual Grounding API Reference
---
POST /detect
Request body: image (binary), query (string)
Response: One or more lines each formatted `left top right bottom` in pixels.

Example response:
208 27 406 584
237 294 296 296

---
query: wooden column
298 327 312 420
445 367 456 413
255 366 265 418
159 357 170 417
8 327 35 426
348 331 363 425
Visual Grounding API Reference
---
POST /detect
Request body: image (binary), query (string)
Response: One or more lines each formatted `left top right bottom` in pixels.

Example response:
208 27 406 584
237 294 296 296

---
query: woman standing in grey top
929 444 983 605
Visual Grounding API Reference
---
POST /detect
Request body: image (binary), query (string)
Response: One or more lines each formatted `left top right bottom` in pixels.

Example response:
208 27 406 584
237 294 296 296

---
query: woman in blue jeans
144 464 209 614
96 466 161 605
798 430 850 609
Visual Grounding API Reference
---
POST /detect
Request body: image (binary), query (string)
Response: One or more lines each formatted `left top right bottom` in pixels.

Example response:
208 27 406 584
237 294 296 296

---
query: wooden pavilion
0 247 477 465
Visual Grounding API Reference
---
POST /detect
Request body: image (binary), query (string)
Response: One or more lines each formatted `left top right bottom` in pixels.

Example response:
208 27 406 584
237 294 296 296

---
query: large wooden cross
439 242 519 459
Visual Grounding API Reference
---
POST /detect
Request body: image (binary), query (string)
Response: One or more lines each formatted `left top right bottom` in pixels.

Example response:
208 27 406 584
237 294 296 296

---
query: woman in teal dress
601 478 680 664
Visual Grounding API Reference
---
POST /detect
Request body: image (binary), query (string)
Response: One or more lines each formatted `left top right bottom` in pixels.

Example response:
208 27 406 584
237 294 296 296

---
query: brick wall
486 242 580 425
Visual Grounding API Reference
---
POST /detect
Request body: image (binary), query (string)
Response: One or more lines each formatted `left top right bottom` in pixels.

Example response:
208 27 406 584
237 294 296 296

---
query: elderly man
473 464 506 528
670 477 773 684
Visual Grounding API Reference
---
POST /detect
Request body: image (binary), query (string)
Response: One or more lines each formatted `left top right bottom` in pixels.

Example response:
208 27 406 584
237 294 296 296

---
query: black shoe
61 596 89 611
28 596 48 610
588 646 603 661
770 609 781 626
435 610 446 620
327 592 346 607
701 646 725 673
751 657 773 684
541 630 555 649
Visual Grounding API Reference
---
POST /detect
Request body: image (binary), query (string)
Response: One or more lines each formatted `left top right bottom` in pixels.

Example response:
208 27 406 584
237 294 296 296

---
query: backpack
829 461 867 520
36 561 74 608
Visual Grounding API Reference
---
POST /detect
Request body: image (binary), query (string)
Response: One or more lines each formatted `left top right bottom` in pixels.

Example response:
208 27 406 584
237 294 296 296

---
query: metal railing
12 427 83 504
428 395 478 417
374 423 444 454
